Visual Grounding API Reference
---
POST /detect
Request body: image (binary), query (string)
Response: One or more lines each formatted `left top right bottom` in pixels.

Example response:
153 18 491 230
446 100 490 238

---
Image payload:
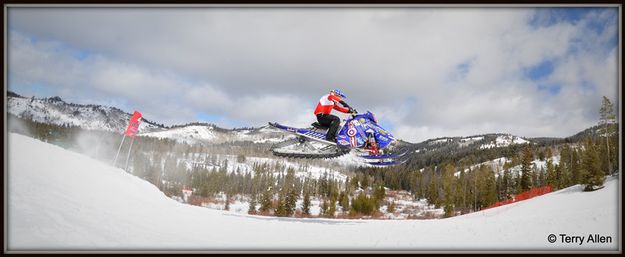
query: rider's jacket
314 93 350 115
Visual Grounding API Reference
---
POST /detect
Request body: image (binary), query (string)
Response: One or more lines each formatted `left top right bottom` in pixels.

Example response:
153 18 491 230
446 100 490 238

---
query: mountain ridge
7 90 603 149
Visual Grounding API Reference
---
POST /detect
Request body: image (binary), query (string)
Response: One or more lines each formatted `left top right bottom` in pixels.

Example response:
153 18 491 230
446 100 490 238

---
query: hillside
401 133 534 169
7 133 618 251
7 91 163 132
6 91 542 149
9 91 604 172
139 123 291 145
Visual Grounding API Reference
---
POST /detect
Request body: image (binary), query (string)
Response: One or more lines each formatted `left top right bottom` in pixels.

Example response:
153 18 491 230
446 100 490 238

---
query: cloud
7 7 619 142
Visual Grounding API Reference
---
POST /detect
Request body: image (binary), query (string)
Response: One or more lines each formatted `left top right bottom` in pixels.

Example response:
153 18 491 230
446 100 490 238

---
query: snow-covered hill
423 134 529 150
8 133 618 251
7 91 292 145
177 153 349 182
479 134 530 149
139 124 290 144
454 155 562 177
7 92 162 132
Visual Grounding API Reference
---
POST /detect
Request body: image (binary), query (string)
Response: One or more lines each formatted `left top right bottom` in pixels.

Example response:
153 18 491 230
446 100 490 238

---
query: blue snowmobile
269 109 407 166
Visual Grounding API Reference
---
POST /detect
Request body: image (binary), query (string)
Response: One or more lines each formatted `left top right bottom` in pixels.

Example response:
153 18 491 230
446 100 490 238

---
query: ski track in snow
7 133 619 251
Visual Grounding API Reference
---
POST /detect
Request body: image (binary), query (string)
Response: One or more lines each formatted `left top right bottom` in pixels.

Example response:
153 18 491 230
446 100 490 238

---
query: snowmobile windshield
355 111 377 124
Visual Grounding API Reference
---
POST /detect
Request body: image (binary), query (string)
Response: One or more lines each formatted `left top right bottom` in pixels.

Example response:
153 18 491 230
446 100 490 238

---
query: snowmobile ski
268 122 349 159
367 159 407 166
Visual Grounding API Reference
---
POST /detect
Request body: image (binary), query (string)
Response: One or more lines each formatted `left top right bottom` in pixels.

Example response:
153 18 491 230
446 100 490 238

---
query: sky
6 7 620 143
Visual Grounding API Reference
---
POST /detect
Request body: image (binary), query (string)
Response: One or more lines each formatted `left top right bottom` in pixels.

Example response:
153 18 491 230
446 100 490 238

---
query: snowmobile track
270 138 350 159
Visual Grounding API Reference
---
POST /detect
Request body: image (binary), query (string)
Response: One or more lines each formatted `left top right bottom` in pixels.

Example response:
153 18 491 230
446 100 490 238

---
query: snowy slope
181 154 349 182
454 155 562 177
7 93 161 132
7 133 619 251
139 124 290 144
479 134 530 149
139 125 219 143
7 92 289 144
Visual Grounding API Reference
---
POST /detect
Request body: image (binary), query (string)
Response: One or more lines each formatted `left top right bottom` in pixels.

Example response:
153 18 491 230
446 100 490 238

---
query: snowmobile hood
355 111 378 124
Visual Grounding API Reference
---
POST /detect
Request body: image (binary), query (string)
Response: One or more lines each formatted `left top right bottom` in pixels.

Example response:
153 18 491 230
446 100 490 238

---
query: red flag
124 111 142 138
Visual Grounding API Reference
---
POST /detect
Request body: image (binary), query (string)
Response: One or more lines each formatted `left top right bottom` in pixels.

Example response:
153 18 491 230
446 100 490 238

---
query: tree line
7 96 618 219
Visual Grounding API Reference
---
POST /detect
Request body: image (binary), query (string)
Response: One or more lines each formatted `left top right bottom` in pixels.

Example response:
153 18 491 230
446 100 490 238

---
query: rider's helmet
331 89 347 99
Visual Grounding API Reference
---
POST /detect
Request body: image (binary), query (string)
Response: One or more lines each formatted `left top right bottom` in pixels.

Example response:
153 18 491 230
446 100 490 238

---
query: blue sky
7 7 619 143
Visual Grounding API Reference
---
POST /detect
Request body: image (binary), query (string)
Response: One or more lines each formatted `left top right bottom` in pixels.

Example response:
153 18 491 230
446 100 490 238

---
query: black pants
316 113 341 141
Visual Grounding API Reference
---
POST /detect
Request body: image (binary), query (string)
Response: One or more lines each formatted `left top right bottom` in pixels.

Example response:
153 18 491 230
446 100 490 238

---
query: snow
8 93 295 147
501 156 562 177
461 136 484 142
455 157 510 177
8 95 159 132
480 135 530 149
139 124 288 145
171 154 348 182
330 151 371 168
139 125 217 143
457 136 484 147
430 138 451 145
8 133 618 251
531 156 562 171
454 156 562 178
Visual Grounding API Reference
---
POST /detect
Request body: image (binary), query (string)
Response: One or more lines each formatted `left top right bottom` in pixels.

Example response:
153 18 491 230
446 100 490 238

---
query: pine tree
285 187 297 217
225 193 230 211
531 164 539 188
320 200 329 216
581 138 605 191
545 147 553 160
537 166 546 187
283 168 297 217
338 191 349 212
546 159 558 189
302 190 311 216
373 184 386 209
350 192 376 216
326 195 337 217
454 171 466 213
559 145 572 187
570 149 581 185
477 165 497 208
259 187 273 214
555 164 564 189
599 96 615 174
427 170 439 207
520 146 533 191
388 201 396 213
502 169 512 199
274 193 286 217
441 163 456 217
248 195 257 214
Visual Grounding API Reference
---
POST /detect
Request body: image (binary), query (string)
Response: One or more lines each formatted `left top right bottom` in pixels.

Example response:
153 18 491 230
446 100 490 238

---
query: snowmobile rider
313 89 355 142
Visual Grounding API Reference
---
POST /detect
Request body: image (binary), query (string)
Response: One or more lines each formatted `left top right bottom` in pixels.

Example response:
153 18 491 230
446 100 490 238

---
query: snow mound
7 133 618 251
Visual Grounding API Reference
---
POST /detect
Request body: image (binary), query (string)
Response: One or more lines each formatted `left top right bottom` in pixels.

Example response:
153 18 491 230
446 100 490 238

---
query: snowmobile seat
311 122 329 130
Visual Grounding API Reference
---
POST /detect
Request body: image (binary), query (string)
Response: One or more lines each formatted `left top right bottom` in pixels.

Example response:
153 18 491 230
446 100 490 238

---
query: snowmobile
269 109 407 166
